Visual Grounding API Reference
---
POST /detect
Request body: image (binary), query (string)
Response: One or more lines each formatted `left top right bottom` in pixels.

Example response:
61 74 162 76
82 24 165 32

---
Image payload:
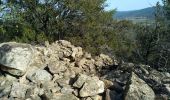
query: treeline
0 0 170 72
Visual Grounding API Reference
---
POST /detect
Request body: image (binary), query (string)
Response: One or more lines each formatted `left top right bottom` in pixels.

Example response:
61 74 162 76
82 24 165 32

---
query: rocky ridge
0 40 169 100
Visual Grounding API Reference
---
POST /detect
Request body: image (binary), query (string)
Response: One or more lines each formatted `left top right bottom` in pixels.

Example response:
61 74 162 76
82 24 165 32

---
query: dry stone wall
0 40 169 100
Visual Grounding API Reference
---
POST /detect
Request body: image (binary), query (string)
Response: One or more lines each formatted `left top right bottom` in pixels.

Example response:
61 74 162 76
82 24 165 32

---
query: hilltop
114 7 155 20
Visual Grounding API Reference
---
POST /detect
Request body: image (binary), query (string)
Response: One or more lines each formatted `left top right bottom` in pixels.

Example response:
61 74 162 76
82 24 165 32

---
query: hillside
114 7 155 20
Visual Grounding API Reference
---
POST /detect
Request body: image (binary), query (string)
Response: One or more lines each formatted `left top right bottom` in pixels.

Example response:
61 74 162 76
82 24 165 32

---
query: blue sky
106 0 162 11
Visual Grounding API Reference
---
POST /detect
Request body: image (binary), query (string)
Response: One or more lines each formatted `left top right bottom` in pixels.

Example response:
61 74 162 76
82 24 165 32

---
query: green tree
3 0 114 41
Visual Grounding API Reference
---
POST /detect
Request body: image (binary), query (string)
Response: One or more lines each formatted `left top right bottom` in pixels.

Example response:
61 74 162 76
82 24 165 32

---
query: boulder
79 76 105 97
26 69 52 83
0 42 33 76
124 72 155 100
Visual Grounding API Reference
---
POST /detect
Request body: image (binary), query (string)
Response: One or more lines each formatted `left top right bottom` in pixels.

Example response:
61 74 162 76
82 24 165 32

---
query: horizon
106 0 162 11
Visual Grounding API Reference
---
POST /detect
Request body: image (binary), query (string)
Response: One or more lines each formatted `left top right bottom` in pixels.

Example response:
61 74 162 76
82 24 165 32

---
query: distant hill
114 7 155 20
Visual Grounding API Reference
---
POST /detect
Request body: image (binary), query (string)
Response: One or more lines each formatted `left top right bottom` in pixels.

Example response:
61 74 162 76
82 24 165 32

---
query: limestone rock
60 85 74 94
71 47 83 60
48 60 67 74
0 80 12 98
52 94 79 100
79 76 105 97
164 84 170 94
77 58 96 74
0 42 33 76
10 82 29 99
73 74 90 88
91 95 102 100
26 69 52 83
58 40 72 48
124 72 155 100
95 54 113 68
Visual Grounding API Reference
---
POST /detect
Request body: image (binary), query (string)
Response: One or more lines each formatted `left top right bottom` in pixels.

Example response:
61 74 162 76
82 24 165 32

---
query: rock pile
0 40 169 100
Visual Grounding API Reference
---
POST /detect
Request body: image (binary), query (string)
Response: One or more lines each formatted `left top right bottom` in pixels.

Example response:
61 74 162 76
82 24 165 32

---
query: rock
91 95 102 100
26 69 52 83
148 69 165 84
139 64 150 75
109 81 124 93
0 80 12 98
0 42 33 76
71 47 83 60
52 94 79 100
41 81 61 93
10 82 29 99
164 84 170 94
48 60 67 74
79 76 105 97
60 85 74 94
77 58 96 74
155 94 169 100
30 46 47 69
105 89 122 100
101 79 114 90
84 52 92 59
85 97 93 100
58 40 72 48
26 87 42 100
164 72 170 77
5 74 17 81
120 63 134 72
124 72 155 100
95 54 113 68
162 78 170 84
73 74 90 88
55 77 71 86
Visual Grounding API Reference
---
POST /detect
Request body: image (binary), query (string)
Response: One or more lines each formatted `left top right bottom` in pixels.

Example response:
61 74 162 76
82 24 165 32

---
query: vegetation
0 0 170 72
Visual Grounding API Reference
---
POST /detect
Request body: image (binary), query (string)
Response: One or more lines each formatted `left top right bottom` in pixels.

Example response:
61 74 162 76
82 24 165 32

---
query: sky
106 0 162 11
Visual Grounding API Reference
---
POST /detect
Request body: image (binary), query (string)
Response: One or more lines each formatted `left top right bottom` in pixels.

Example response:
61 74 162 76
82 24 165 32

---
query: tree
1 0 115 43
133 1 170 72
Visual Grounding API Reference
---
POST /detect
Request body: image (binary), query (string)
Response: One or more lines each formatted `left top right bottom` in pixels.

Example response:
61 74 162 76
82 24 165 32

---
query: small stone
10 82 29 99
71 47 83 60
84 52 92 59
61 85 74 94
79 77 104 97
48 61 67 74
91 95 102 100
58 40 72 48
95 54 113 68
73 74 90 88
0 80 12 98
26 69 52 83
52 94 79 100
55 77 71 86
